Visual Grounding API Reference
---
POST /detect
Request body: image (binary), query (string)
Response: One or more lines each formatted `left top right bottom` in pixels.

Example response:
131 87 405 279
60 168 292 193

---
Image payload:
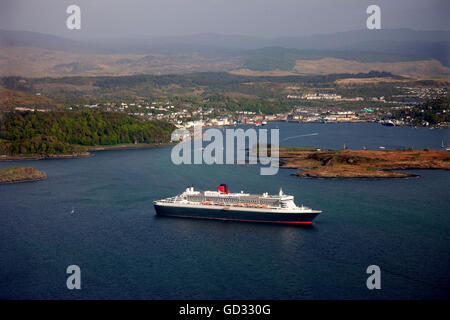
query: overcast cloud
0 0 449 39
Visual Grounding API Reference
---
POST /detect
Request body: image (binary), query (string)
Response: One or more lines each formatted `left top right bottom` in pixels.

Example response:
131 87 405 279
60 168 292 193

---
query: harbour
0 122 449 299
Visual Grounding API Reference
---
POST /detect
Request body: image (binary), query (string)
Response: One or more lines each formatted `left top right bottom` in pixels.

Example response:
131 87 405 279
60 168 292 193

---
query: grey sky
0 0 449 38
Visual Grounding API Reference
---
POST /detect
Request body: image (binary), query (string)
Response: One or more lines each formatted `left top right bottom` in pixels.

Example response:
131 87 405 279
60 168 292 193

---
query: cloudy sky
1 0 449 38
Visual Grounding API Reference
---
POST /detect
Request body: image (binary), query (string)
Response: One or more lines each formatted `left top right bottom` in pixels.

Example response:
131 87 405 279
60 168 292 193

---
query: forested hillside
0 111 175 156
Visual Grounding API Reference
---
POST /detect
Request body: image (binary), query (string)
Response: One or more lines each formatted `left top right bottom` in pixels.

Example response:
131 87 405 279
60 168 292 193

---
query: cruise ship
154 184 321 225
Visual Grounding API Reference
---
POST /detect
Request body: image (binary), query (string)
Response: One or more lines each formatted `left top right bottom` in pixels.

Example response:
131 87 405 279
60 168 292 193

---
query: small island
0 166 47 184
279 148 450 179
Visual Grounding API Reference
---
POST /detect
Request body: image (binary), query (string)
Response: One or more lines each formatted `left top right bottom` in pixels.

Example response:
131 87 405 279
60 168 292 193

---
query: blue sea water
0 122 449 299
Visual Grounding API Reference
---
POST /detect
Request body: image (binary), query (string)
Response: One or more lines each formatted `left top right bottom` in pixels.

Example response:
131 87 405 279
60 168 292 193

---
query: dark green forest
0 111 175 156
392 94 450 125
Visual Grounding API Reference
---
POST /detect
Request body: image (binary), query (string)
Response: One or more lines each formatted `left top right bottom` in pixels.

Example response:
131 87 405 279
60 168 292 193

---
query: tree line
0 111 175 155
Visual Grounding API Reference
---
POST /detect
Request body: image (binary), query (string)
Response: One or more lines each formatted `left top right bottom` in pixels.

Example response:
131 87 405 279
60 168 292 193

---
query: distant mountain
272 29 450 49
271 29 450 66
340 40 450 67
1 28 449 77
2 28 449 51
0 29 90 52
240 46 435 72
0 29 248 55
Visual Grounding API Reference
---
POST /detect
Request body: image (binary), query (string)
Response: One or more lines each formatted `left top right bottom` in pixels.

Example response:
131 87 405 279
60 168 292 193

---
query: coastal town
5 80 448 130
13 97 449 130
66 85 448 129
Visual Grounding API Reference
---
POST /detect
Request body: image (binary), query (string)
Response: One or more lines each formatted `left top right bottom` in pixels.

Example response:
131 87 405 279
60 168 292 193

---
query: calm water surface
0 123 449 299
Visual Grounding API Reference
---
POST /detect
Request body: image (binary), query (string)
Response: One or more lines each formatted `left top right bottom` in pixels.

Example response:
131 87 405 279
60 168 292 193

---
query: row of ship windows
188 196 278 205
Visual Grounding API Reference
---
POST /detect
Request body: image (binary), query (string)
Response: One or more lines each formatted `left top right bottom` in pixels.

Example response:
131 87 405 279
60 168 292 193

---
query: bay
0 122 449 299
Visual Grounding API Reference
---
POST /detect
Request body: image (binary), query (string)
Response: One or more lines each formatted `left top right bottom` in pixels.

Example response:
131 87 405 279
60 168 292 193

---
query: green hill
0 111 175 156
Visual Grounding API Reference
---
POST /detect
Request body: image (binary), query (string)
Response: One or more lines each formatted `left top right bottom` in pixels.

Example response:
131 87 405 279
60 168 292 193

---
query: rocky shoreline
291 170 420 179
0 152 91 161
279 148 450 179
0 142 175 161
0 166 47 184
86 142 175 152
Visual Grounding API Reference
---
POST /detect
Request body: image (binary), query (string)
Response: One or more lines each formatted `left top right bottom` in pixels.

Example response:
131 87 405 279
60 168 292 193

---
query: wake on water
282 133 319 141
